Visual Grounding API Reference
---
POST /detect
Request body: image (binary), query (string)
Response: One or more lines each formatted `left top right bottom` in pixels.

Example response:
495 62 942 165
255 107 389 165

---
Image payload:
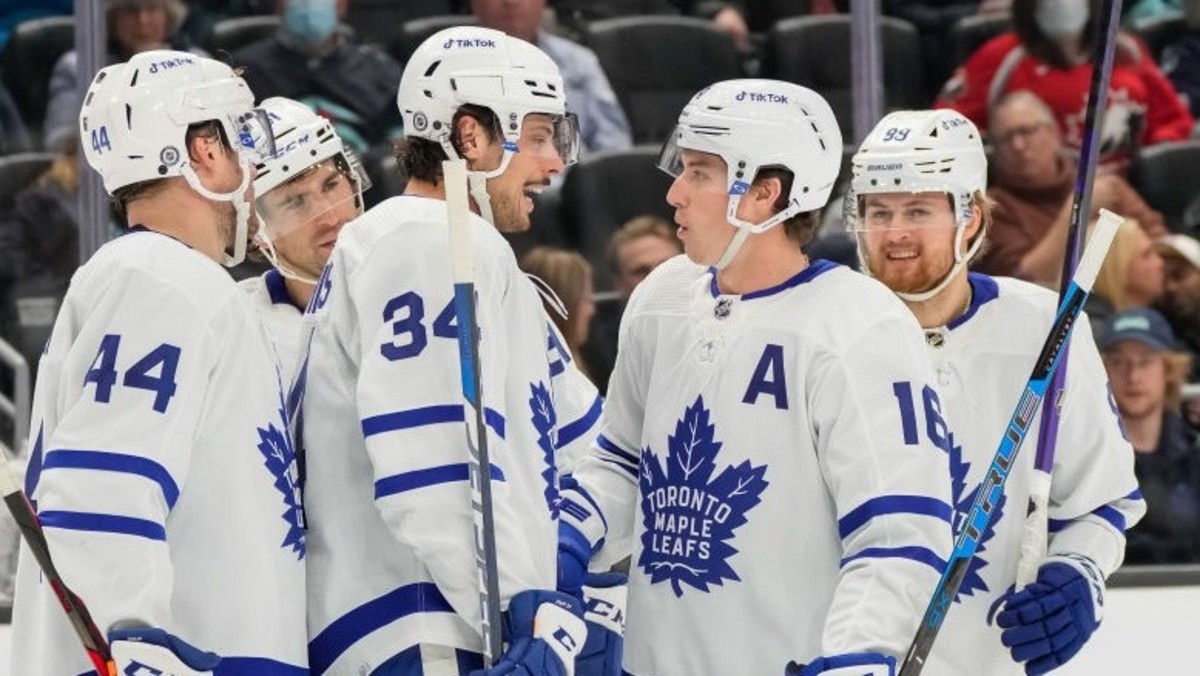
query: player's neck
1123 409 1163 453
404 177 444 201
285 276 315 310
903 272 972 329
716 233 808 295
126 183 226 263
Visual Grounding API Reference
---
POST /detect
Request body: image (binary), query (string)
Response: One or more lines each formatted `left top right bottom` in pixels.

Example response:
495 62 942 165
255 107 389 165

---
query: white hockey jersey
300 195 601 675
919 273 1145 675
571 256 955 676
11 229 307 674
240 268 306 388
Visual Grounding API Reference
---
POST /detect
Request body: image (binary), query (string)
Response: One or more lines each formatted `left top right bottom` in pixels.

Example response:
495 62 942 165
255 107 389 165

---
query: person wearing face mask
936 0 1193 172
232 0 404 151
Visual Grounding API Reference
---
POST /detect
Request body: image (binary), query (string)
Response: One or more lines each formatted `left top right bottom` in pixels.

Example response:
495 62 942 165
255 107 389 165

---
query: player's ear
454 114 492 167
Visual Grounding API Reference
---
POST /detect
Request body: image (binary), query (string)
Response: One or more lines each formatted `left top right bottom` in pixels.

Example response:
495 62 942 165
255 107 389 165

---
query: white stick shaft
1074 209 1123 291
1015 470 1052 587
0 443 21 498
445 159 473 284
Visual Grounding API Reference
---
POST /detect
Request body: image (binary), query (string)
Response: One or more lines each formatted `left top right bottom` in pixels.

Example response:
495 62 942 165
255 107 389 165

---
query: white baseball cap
1155 234 1200 270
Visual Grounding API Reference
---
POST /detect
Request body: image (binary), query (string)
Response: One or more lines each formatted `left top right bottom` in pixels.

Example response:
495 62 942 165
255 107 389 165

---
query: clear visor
232 108 279 165
519 112 581 166
844 186 959 232
254 157 369 242
656 127 687 177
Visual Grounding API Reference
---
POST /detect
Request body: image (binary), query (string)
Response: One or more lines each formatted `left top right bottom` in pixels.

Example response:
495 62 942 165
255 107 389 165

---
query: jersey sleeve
935 33 1020 130
30 266 217 636
1043 320 1145 576
567 288 653 569
1138 53 1195 145
546 317 603 475
340 225 545 625
812 311 955 659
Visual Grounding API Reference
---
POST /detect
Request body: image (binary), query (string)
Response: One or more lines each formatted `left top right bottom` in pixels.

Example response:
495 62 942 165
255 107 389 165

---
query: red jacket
936 32 1194 170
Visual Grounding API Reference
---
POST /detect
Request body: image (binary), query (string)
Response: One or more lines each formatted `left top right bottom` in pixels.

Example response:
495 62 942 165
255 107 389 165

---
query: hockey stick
897 209 1124 676
1017 0 1125 587
0 446 115 676
444 158 504 666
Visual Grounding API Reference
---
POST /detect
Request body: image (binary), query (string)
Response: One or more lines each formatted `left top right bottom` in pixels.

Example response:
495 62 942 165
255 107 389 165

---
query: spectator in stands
1100 306 1200 564
520 246 597 379
1162 0 1200 119
1088 216 1165 334
1154 234 1200 374
471 0 633 154
937 0 1193 171
581 215 681 392
885 0 982 99
0 0 72 51
0 81 30 155
43 0 205 151
233 0 404 151
981 91 1165 281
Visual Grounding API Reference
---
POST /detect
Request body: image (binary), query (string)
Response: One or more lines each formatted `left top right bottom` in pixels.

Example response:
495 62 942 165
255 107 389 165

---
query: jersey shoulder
624 253 708 319
986 275 1059 323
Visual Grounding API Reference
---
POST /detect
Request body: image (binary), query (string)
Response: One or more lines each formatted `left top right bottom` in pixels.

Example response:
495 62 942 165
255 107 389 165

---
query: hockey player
300 27 608 675
849 108 1146 675
243 96 370 383
556 79 955 676
10 51 307 674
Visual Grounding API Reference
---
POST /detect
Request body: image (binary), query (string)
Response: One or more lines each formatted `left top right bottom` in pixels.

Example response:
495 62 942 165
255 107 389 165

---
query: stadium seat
583 16 744 145
1131 12 1186 62
390 14 478 65
1128 140 1200 232
1 17 74 135
0 152 53 205
558 145 676 290
762 15 925 137
360 143 407 211
345 0 457 49
948 12 1012 71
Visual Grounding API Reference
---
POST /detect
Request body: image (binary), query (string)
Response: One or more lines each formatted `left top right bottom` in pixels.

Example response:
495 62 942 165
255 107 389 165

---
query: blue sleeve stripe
1048 503 1130 534
596 434 639 466
375 463 505 499
308 582 454 675
840 546 947 575
361 404 506 440
558 395 603 449
550 359 565 377
42 450 179 509
1125 488 1143 501
39 510 166 541
837 495 953 540
598 456 638 478
214 657 306 675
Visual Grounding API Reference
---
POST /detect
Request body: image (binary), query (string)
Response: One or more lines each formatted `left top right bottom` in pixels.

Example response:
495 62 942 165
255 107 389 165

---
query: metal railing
0 337 29 457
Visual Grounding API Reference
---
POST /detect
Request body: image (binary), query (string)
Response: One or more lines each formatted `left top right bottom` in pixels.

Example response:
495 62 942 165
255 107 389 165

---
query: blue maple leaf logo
637 396 769 597
257 395 306 560
528 381 559 519
947 432 1003 601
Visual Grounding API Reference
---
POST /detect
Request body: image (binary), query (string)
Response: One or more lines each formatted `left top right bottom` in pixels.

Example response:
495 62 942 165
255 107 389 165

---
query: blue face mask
284 0 338 45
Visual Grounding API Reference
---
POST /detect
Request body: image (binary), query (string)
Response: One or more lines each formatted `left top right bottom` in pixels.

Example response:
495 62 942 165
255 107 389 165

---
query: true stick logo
946 432 1003 601
528 381 559 519
257 391 306 559
638 396 768 597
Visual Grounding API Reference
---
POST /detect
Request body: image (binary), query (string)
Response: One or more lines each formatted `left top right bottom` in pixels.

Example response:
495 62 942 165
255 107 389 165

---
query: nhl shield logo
638 395 768 597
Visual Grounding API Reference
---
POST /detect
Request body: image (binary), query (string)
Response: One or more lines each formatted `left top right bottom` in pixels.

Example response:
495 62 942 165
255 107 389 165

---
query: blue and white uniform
11 230 307 675
300 195 601 675
919 274 1145 675
241 268 307 388
569 255 955 676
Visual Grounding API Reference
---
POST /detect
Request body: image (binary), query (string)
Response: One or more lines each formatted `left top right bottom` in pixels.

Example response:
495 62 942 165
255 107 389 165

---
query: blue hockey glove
784 652 896 675
997 554 1104 675
109 627 221 675
469 590 587 676
576 572 626 676
557 477 607 597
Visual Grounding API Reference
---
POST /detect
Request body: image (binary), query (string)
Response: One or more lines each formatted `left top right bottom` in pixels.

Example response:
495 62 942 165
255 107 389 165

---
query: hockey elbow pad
785 652 896 676
558 476 607 596
109 627 221 675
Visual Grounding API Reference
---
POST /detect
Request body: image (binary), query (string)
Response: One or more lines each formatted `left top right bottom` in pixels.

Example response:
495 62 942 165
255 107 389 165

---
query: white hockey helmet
849 109 988 302
79 49 277 267
396 26 579 222
251 97 371 283
657 79 843 269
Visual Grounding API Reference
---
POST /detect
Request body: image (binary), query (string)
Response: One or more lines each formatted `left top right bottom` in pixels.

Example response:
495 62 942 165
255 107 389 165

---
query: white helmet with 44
79 49 277 267
396 26 580 222
850 109 988 301
657 79 843 269
251 97 371 282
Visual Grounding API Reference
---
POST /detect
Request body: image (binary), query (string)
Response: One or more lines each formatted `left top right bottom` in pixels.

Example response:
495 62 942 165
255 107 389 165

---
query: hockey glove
109 627 221 675
557 477 607 597
576 572 626 676
469 589 587 676
784 652 896 676
997 554 1104 675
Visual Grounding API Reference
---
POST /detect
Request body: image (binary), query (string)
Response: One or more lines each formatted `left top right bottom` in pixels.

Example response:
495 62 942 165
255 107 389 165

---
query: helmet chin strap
253 227 318 285
439 136 517 227
711 195 797 271
885 225 985 303
180 156 253 267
